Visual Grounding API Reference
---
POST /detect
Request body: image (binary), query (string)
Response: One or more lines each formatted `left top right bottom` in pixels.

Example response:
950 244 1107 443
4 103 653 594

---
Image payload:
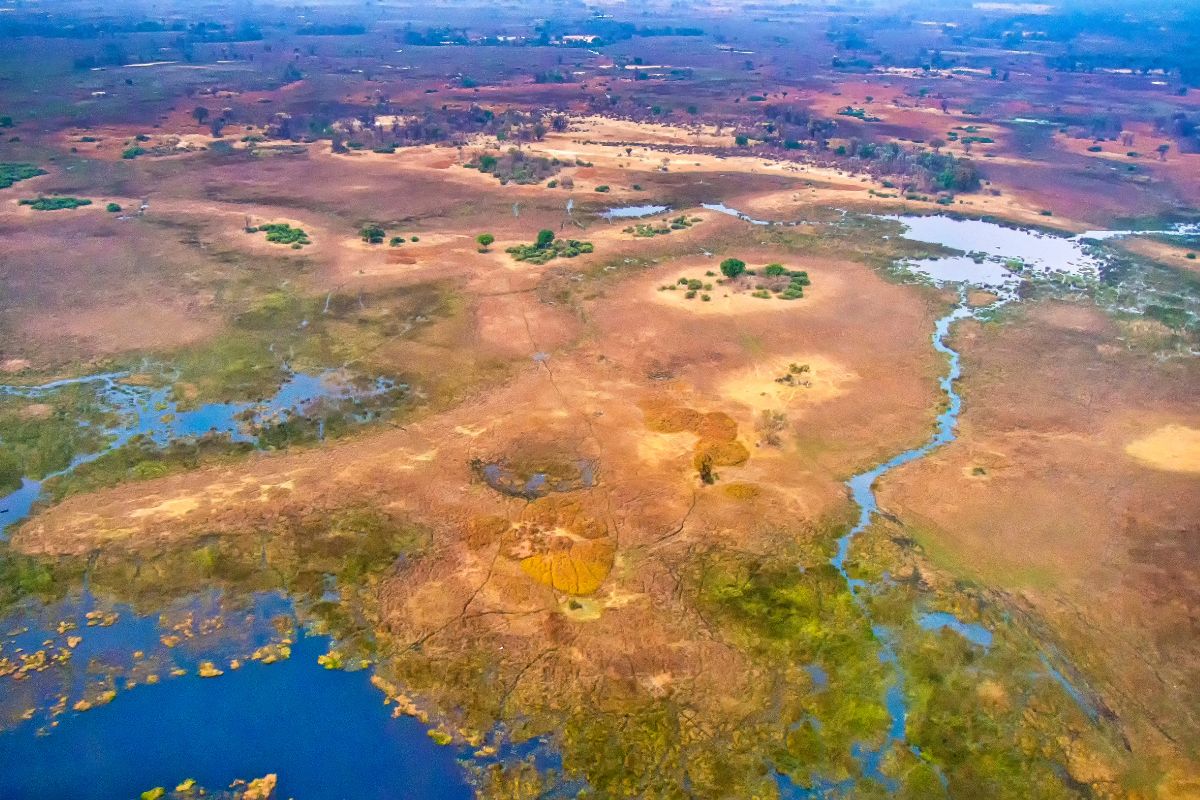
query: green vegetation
360 223 386 244
0 162 45 189
465 148 562 185
249 222 311 247
837 106 882 122
105 202 122 213
622 215 701 237
390 236 406 247
121 146 147 160
594 185 610 193
720 258 746 278
18 196 92 211
0 382 118 488
476 232 494 252
506 230 593 265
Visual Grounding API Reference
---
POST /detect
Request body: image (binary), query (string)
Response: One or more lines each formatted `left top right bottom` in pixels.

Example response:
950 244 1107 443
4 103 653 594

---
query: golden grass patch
1125 425 1200 473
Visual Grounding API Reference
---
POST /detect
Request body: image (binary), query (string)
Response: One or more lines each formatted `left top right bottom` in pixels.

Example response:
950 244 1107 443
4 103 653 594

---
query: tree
536 229 555 248
734 134 749 147
1157 143 1170 161
476 233 495 252
192 106 209 125
929 137 946 152
720 258 746 279
360 223 386 244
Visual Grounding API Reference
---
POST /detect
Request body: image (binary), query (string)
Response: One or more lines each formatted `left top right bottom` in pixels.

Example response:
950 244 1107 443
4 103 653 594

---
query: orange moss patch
722 482 762 500
503 496 614 596
640 399 750 481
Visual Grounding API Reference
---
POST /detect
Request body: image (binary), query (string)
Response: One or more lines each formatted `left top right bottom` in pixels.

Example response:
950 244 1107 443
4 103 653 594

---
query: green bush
507 230 593 264
720 258 746 279
105 202 122 213
121 146 147 160
258 222 311 246
360 223 386 244
0 162 46 189
19 196 92 211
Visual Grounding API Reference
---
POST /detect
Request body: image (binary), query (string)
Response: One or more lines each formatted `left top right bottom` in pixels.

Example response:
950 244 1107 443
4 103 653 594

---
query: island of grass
0 162 46 189
247 222 311 248
660 260 810 301
19 196 92 211
507 229 593 265
624 214 703 238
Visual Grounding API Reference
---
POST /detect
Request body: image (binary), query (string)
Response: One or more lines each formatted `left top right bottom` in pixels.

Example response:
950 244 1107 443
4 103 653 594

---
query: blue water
0 588 474 798
0 634 471 799
0 370 398 534
601 204 669 220
820 296 977 791
701 202 775 225
918 612 994 649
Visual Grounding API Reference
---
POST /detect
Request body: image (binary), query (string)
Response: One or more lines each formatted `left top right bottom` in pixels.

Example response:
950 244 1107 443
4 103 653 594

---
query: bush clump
19 196 92 211
0 162 46 189
256 222 311 247
506 229 593 265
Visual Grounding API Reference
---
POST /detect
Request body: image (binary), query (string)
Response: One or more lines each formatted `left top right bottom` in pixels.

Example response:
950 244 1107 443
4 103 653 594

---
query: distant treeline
1 16 262 41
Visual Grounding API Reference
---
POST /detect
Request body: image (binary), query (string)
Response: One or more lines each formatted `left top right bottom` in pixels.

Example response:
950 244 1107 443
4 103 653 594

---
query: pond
884 214 1103 289
0 589 473 799
600 204 669 220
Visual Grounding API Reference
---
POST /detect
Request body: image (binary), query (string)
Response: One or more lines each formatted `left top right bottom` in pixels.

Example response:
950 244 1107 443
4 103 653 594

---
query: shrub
507 230 593 264
19 196 92 211
390 236 405 247
0 162 46 189
258 222 310 246
594 185 610 192
121 146 147 159
720 258 746 279
476 233 495 251
105 202 122 212
360 223 386 244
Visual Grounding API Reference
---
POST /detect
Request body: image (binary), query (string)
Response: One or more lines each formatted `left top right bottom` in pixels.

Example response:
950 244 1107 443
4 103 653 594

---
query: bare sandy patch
1 359 31 373
718 355 858 417
1125 425 1200 473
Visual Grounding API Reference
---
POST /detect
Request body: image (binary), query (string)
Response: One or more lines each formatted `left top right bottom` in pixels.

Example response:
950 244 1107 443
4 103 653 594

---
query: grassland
0 0 1197 795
